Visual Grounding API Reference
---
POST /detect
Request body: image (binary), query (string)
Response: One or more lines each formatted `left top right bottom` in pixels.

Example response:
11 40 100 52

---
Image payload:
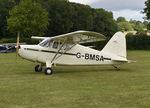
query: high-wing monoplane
16 31 132 75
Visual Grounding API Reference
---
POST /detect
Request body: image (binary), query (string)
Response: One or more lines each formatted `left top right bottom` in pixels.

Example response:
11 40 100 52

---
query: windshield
38 39 52 48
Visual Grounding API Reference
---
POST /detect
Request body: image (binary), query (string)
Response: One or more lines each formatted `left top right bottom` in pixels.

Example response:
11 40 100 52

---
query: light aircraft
16 31 132 75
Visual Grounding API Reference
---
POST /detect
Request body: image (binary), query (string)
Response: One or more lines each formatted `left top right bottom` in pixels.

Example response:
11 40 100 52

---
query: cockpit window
52 41 59 49
39 39 72 50
39 39 51 48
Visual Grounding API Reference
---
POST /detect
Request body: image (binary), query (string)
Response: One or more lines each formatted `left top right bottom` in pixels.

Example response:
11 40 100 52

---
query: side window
47 40 53 48
53 41 59 49
51 41 72 50
64 44 71 50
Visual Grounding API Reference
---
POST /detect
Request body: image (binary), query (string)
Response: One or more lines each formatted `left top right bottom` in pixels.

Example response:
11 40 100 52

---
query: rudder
102 32 126 58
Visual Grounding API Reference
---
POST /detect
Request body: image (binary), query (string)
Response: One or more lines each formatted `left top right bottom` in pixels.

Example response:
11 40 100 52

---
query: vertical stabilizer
102 32 126 58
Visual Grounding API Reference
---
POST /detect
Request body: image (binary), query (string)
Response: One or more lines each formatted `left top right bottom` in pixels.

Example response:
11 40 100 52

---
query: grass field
0 51 150 108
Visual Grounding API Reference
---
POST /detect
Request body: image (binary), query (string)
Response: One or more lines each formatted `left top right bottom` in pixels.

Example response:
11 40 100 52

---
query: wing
51 30 106 44
32 30 106 44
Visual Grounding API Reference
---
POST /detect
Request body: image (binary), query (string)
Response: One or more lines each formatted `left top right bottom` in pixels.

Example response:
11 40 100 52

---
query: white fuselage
18 44 127 66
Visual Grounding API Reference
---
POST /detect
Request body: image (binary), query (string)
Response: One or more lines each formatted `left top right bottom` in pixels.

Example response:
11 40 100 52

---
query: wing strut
51 39 76 64
54 44 76 60
51 38 67 63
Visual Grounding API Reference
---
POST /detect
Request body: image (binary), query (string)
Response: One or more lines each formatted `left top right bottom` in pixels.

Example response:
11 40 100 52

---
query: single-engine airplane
16 31 132 75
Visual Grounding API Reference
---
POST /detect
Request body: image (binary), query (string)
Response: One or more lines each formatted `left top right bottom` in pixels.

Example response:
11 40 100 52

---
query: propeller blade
15 32 20 55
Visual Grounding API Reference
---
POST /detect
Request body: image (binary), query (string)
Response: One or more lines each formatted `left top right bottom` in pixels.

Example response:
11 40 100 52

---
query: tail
102 32 127 61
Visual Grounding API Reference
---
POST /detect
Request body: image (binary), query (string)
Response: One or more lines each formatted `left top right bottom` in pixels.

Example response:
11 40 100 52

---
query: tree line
90 34 150 50
0 0 149 38
116 17 148 34
0 0 118 39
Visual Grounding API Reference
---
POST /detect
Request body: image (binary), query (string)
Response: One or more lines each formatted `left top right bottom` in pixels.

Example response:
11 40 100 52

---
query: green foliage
143 0 150 29
38 0 73 35
117 17 133 31
0 0 16 38
70 3 93 31
21 38 40 44
0 37 39 44
88 34 150 50
0 38 16 43
118 22 133 31
126 34 150 50
117 17 126 22
116 17 147 33
38 0 118 36
7 0 49 37
92 9 118 36
129 20 147 33
0 0 118 39
144 0 150 20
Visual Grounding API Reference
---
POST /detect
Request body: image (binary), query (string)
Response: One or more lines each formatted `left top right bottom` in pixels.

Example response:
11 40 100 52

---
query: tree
7 0 49 38
143 0 150 29
92 9 118 36
38 0 118 37
144 0 150 19
0 0 16 38
70 3 93 31
38 0 73 36
118 22 133 31
117 17 133 31
129 20 147 34
117 17 126 22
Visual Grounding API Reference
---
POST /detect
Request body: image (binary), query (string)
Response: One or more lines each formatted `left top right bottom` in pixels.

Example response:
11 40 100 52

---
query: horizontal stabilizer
127 60 136 63
112 56 128 62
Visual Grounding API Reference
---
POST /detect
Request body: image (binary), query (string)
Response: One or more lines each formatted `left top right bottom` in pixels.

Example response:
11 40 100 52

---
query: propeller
15 32 20 55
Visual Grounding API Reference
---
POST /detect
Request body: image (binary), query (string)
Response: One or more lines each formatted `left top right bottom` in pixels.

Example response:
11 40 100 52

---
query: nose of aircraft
17 45 38 62
15 45 21 49
15 45 21 55
17 45 26 58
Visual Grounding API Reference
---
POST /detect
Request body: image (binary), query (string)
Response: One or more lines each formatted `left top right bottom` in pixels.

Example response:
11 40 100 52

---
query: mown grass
0 51 150 108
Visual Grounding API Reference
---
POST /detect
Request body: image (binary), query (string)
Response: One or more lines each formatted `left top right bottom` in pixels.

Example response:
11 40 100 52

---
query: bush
1 34 150 50
0 37 39 44
126 34 150 50
95 33 150 50
0 38 16 43
21 38 39 44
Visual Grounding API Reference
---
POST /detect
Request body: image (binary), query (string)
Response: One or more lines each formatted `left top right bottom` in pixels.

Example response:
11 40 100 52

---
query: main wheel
44 68 53 75
35 65 42 72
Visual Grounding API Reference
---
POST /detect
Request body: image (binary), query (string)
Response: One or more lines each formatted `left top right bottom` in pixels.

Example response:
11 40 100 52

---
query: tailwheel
112 65 120 71
35 65 42 72
44 68 53 75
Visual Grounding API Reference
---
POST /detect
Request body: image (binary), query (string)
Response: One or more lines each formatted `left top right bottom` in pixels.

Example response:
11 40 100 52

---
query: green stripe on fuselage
24 48 76 56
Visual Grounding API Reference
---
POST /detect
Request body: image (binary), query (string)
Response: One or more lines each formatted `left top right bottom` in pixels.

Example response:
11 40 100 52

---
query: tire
35 65 42 72
44 68 53 75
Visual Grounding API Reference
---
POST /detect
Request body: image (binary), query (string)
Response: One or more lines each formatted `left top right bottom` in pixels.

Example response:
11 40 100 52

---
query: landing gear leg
35 64 43 72
112 65 120 71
